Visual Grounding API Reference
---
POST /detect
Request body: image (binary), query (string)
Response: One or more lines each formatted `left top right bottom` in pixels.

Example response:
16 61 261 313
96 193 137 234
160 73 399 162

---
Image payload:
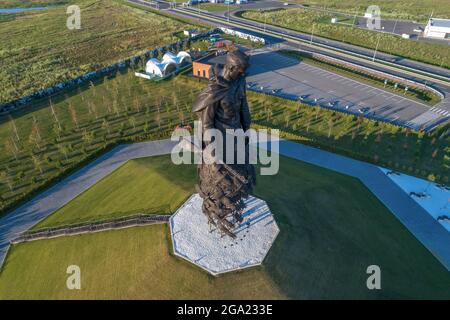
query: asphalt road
219 4 450 81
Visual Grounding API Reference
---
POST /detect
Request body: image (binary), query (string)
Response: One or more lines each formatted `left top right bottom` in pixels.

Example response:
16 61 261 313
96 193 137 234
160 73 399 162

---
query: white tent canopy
162 51 192 67
145 58 177 77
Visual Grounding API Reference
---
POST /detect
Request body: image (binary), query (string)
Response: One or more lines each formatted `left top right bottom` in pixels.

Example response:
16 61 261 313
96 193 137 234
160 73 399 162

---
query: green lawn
0 224 285 299
1 155 449 299
193 3 238 12
0 0 196 105
291 0 450 21
32 155 197 229
0 0 70 8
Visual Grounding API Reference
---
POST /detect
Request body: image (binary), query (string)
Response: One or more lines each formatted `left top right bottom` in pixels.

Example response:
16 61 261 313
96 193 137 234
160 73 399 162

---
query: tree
53 123 62 140
57 143 69 161
113 99 120 117
31 153 43 175
128 116 137 130
69 102 79 129
89 81 96 97
90 102 98 119
4 138 19 160
172 92 179 112
0 169 13 191
156 113 162 130
82 129 95 147
102 118 111 135
284 110 290 127
103 95 112 114
327 117 334 138
8 114 20 142
179 111 185 126
49 98 61 131
133 97 141 113
29 117 43 149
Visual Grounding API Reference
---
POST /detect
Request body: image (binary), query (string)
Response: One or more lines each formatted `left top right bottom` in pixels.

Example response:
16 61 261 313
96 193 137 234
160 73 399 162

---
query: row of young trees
0 73 202 211
247 92 449 184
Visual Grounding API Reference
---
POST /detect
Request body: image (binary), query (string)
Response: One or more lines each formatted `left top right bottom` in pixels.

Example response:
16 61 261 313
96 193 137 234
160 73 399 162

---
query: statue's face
226 64 246 81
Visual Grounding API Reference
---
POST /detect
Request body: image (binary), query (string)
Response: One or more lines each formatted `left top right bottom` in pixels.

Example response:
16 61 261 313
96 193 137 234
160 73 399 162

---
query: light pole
264 11 267 32
227 1 230 22
310 24 315 44
352 6 359 28
392 18 399 34
372 35 381 62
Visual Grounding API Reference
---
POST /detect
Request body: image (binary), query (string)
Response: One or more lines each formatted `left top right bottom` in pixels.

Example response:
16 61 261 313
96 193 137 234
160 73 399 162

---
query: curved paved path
1 137 449 272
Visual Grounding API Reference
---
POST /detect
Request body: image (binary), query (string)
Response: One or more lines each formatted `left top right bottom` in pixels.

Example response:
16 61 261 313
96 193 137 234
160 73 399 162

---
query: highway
178 4 450 84
126 0 450 130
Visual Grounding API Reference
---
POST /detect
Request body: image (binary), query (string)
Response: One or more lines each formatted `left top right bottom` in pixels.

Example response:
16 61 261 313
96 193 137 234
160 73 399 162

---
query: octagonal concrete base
169 193 279 276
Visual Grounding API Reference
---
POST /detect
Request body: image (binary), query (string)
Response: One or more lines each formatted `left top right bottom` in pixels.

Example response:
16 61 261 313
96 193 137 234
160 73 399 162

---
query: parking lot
245 48 448 130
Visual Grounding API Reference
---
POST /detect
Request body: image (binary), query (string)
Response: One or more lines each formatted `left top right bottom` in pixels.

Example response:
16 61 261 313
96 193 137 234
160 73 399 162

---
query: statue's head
223 49 250 81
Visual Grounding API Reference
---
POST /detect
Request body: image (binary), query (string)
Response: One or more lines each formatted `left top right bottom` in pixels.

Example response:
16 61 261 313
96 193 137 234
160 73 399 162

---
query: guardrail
11 214 171 244
272 45 446 101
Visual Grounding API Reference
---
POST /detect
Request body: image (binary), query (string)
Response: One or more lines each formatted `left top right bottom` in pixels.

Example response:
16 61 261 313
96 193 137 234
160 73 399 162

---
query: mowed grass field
240 8 450 68
0 0 70 7
32 156 197 229
1 155 449 299
291 0 450 20
0 0 196 104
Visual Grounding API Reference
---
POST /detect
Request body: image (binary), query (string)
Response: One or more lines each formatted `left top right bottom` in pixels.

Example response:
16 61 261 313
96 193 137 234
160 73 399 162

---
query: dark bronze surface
192 49 256 238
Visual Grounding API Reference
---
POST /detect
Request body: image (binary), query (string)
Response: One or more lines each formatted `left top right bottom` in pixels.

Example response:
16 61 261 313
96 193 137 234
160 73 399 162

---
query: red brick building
192 53 227 79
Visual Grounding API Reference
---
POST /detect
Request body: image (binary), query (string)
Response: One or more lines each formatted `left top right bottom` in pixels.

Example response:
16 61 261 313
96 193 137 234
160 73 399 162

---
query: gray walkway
0 137 449 272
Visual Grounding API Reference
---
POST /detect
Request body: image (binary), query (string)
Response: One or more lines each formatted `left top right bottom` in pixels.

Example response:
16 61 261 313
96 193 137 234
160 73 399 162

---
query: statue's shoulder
192 77 229 112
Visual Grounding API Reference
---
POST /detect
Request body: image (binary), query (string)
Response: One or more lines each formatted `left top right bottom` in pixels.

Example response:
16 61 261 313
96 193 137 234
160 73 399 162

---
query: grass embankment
239 8 450 68
0 0 70 8
193 3 238 12
280 50 441 105
247 91 450 184
1 155 449 299
32 156 197 229
290 0 450 21
0 0 197 105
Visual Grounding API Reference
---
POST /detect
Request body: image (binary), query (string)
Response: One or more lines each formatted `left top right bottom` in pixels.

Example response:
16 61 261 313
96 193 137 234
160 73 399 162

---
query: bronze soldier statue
192 49 256 238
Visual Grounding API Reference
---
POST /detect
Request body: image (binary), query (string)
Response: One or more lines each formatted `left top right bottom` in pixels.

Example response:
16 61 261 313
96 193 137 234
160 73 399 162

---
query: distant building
136 51 192 80
161 51 192 67
192 53 227 79
145 58 177 77
424 18 450 39
183 29 199 37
